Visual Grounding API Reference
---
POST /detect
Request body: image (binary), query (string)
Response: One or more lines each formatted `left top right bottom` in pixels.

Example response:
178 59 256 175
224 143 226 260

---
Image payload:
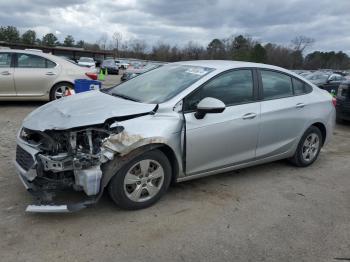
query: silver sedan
15 60 335 212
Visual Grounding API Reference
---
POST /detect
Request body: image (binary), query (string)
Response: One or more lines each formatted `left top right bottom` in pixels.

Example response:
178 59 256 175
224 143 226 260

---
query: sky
1 0 350 54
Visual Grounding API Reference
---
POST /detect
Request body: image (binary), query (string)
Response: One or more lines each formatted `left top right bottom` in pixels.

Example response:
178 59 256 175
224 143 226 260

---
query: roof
174 60 291 73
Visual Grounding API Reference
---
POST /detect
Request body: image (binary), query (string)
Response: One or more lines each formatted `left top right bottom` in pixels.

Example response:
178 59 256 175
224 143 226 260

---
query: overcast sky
1 0 350 54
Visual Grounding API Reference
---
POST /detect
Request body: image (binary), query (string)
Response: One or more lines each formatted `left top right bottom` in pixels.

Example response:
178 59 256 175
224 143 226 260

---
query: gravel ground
0 78 349 262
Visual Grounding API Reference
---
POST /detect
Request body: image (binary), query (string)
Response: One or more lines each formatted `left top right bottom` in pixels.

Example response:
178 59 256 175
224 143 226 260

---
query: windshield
305 73 329 81
110 65 214 103
79 57 93 62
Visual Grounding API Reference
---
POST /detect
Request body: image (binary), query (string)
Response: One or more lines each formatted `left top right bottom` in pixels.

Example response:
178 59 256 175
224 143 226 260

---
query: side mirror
194 97 226 119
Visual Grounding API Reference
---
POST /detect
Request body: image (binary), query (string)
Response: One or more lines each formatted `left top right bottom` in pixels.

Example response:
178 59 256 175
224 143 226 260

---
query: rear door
0 52 15 96
184 69 260 175
14 53 59 97
256 69 310 159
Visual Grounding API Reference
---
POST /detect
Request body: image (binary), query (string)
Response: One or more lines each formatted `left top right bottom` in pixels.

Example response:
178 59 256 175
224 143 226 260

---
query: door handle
1 71 11 75
296 103 305 109
45 72 56 76
242 113 257 120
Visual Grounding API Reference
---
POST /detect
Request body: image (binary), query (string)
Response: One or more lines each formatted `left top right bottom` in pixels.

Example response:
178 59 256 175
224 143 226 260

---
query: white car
0 50 98 101
78 57 96 70
115 60 129 69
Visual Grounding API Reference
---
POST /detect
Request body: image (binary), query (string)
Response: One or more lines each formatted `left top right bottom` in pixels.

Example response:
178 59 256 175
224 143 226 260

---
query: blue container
74 79 101 93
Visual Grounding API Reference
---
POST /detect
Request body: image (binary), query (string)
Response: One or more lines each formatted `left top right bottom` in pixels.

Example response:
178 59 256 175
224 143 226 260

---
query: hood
23 91 157 131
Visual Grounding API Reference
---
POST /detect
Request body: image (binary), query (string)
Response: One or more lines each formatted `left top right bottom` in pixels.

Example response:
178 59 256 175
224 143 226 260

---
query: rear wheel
50 82 73 100
289 126 322 167
108 150 172 210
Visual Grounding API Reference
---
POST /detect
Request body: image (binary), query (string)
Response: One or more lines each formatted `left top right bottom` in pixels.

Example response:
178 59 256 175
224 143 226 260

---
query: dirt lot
0 76 349 262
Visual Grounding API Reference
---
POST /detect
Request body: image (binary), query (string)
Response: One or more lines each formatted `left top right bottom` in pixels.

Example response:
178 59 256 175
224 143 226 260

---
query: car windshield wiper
111 93 140 102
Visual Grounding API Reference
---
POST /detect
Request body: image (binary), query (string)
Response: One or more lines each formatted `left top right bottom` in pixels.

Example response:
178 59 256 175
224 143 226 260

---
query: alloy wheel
302 133 320 162
123 159 164 202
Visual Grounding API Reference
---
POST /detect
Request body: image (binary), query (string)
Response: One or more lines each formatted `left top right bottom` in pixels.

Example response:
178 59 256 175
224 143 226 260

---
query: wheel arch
101 143 180 189
311 122 327 146
50 81 74 100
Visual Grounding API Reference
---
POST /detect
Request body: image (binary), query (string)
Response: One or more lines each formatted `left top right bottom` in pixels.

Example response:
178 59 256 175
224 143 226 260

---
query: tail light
85 72 97 80
332 97 337 107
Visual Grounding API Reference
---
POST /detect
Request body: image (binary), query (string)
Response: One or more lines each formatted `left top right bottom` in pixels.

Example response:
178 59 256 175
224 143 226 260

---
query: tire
289 126 323 167
50 82 73 101
108 150 172 210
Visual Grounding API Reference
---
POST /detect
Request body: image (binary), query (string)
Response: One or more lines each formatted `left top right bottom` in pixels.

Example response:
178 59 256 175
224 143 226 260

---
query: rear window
292 78 313 95
338 84 349 98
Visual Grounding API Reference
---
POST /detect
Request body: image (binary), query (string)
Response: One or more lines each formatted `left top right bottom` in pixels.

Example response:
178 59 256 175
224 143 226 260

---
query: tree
207 39 225 59
21 30 36 45
183 41 205 60
291 35 315 53
230 35 254 61
130 39 147 58
63 35 75 47
152 41 171 61
42 33 58 46
250 43 267 63
0 26 20 43
97 33 108 50
112 32 122 56
76 40 85 48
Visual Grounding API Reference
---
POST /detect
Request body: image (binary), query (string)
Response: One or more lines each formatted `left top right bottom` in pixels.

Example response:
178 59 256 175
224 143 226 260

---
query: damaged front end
15 121 125 212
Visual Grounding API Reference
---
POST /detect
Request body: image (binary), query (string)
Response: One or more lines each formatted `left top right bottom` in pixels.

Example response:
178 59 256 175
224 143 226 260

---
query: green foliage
0 25 349 70
250 44 267 63
304 51 350 70
0 26 20 43
42 33 58 46
21 30 36 45
63 35 75 47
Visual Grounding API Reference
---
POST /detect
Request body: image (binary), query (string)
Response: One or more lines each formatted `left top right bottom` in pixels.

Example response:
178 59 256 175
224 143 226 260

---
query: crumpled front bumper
14 137 102 213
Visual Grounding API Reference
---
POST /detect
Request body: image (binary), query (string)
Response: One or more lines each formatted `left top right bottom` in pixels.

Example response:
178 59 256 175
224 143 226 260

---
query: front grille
16 145 35 171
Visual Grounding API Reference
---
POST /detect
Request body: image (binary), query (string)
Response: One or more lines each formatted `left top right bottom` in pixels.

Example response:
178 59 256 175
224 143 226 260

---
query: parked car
305 72 346 93
77 57 96 70
0 50 97 101
335 81 350 123
121 64 162 82
101 59 119 74
15 60 335 213
115 60 129 69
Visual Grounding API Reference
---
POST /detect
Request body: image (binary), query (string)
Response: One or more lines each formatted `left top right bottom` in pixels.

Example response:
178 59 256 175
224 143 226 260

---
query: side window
292 78 312 95
0 53 12 68
17 54 46 68
184 69 254 111
261 70 293 100
46 59 56 68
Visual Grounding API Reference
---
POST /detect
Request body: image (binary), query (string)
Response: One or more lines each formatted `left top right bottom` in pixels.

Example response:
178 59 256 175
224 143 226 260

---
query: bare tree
291 35 315 53
112 31 122 56
130 39 147 58
97 33 108 50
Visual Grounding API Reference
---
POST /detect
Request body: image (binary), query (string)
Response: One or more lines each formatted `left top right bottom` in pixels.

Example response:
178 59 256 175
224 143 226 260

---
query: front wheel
108 150 172 210
289 126 322 167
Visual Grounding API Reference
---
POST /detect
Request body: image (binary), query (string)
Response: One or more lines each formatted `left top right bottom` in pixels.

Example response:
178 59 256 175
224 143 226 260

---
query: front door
183 69 260 175
0 52 15 96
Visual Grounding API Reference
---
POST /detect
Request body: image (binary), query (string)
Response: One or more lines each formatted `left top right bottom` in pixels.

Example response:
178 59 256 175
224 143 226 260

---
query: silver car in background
14 60 335 212
0 50 97 101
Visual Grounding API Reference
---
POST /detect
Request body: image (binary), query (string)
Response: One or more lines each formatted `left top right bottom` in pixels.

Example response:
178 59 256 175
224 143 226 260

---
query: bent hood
23 91 157 131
